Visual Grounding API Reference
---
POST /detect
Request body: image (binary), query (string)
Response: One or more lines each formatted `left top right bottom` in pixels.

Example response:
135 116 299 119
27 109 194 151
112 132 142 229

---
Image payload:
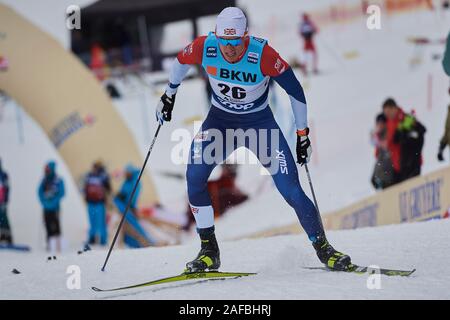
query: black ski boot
185 231 220 273
312 235 352 271
0 230 13 245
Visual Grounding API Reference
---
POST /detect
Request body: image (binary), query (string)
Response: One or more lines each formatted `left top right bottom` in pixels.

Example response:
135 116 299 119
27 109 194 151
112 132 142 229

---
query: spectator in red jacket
382 98 426 184
382 98 404 184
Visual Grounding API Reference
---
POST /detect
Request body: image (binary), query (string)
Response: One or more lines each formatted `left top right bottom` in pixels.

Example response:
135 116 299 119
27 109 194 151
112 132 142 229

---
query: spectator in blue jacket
83 161 111 246
38 161 65 253
0 158 13 244
113 164 157 248
114 164 141 214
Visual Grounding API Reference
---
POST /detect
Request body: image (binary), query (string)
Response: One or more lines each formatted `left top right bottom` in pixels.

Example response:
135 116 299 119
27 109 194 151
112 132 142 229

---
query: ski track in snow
1 219 449 299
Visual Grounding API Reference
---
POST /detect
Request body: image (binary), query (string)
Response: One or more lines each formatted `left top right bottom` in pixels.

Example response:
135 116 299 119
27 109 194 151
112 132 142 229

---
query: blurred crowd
72 24 135 81
0 158 249 252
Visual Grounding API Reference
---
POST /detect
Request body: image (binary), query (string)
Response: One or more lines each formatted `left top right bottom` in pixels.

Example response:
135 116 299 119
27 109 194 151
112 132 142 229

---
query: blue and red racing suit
167 33 323 241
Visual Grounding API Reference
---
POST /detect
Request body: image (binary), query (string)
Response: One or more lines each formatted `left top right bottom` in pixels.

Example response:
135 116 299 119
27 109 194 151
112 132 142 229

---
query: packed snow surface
0 219 449 299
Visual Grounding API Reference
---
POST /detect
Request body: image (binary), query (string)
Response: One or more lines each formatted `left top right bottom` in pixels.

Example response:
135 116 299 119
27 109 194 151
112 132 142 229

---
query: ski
304 264 415 277
92 271 257 292
0 243 31 252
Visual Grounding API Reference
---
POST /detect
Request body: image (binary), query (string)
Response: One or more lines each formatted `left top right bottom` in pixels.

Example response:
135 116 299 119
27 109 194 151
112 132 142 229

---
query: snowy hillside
1 219 449 299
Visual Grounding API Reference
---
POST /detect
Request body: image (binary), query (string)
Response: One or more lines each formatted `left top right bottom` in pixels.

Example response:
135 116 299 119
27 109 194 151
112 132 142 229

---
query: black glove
296 128 312 165
438 142 446 162
155 92 176 125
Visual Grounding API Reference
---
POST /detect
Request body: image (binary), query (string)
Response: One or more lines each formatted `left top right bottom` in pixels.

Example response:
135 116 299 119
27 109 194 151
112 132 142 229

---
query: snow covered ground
0 218 449 300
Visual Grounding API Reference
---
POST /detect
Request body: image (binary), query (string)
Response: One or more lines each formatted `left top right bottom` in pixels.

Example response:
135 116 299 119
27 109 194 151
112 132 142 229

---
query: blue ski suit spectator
113 164 156 247
83 161 111 246
38 161 65 251
114 164 141 213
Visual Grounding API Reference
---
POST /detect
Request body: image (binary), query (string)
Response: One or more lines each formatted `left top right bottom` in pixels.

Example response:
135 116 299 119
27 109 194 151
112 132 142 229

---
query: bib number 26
218 83 247 100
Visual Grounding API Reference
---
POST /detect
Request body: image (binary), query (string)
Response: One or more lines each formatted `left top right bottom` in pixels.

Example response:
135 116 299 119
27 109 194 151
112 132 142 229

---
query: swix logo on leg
219 68 257 83
276 150 288 174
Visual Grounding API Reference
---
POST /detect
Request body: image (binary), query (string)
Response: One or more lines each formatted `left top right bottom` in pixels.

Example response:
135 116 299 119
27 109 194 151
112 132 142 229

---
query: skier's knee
186 166 209 184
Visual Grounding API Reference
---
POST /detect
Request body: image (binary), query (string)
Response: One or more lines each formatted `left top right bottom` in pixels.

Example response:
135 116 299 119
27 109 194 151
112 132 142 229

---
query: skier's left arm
261 45 311 165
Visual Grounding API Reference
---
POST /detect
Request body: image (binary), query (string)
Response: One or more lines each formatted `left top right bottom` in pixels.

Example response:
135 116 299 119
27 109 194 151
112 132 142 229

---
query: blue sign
399 178 443 222
50 112 95 148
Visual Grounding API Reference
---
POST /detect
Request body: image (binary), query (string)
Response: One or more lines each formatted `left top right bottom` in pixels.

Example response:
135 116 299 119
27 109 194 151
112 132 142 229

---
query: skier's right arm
156 36 206 125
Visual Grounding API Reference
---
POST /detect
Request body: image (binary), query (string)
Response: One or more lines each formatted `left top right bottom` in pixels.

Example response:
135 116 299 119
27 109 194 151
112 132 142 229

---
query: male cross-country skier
156 7 352 272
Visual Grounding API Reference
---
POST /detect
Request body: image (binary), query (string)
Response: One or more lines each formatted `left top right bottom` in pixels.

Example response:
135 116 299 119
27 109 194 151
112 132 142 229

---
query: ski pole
304 163 324 230
101 123 162 271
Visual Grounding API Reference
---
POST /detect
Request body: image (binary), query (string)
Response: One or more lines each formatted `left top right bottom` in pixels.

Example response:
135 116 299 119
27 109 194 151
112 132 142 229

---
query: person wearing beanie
37 161 65 253
370 113 395 190
299 13 319 74
156 7 352 272
83 161 111 246
382 98 426 183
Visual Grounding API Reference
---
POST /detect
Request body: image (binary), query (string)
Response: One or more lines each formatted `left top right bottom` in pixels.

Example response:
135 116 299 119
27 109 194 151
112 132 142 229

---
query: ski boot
312 235 352 271
0 230 13 245
185 231 220 273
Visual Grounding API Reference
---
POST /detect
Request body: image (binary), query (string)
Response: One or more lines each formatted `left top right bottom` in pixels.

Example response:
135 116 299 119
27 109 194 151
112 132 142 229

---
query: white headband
216 7 247 37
